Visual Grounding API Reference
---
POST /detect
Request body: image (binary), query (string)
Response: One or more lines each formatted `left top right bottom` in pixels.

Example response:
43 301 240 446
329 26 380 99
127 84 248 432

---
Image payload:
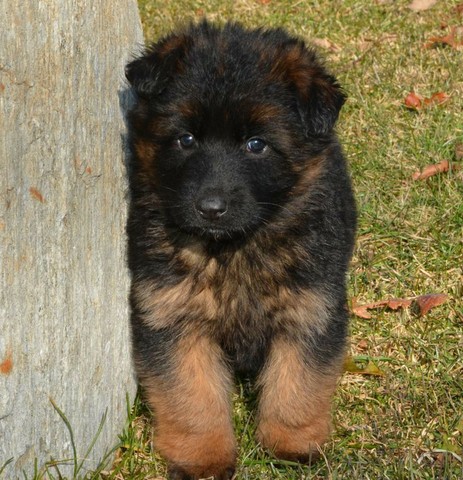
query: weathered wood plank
0 1 142 477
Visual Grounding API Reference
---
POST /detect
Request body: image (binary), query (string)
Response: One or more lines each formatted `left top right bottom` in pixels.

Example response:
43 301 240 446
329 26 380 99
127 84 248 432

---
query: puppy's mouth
168 194 259 242
184 225 245 242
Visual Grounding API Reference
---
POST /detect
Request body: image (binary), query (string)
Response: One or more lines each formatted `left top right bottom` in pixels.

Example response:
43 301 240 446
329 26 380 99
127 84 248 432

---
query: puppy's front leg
256 336 342 463
140 332 236 480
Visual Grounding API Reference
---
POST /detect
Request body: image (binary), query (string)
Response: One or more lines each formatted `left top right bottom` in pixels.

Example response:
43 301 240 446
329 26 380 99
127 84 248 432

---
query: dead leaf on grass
404 91 424 110
404 91 450 110
424 91 450 106
408 0 438 11
352 298 412 319
425 26 463 49
413 293 449 316
412 159 461 180
352 294 448 318
357 339 369 351
344 355 385 376
412 159 449 180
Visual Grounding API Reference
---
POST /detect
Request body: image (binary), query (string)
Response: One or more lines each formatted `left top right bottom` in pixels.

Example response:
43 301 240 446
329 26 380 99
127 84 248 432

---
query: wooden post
0 1 142 477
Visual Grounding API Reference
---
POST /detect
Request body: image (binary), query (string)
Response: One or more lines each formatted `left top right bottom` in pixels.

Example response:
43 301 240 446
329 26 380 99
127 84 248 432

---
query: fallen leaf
362 361 385 376
386 298 414 310
344 355 385 376
29 187 45 203
456 4 463 15
352 294 447 318
404 91 450 110
409 0 437 11
404 91 423 110
425 26 463 49
351 305 372 319
423 91 450 106
413 293 449 316
352 298 412 319
412 159 453 180
344 355 363 373
412 159 449 180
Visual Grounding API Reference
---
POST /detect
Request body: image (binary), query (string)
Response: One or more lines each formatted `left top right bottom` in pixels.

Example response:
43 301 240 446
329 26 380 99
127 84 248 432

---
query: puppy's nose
196 196 228 220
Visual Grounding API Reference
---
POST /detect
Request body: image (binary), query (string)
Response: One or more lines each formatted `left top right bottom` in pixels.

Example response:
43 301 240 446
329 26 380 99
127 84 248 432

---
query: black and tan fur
125 21 356 480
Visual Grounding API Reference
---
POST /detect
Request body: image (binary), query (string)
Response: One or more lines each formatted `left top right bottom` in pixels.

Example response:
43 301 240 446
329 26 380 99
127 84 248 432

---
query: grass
114 1 463 479
25 1 462 479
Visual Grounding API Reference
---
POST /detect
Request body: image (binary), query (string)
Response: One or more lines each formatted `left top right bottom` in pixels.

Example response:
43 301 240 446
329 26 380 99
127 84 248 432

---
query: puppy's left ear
276 42 346 136
298 71 346 137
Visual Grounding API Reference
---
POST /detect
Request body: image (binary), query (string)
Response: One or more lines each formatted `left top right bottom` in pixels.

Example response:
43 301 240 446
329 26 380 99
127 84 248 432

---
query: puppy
125 21 356 480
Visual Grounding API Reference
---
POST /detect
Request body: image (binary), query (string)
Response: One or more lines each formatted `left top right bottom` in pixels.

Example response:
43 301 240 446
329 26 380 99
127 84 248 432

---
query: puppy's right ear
126 34 190 99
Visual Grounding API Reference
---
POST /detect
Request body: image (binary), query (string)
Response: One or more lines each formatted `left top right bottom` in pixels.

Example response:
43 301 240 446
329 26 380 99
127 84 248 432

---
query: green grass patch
110 1 463 479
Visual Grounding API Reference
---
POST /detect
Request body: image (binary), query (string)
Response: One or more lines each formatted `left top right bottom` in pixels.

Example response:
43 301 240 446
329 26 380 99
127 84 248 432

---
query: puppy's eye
177 133 195 149
246 138 267 154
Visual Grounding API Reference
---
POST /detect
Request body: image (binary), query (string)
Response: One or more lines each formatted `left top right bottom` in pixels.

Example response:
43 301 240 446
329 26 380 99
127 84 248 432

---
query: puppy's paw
257 419 329 465
162 432 236 480
272 449 321 465
168 462 235 480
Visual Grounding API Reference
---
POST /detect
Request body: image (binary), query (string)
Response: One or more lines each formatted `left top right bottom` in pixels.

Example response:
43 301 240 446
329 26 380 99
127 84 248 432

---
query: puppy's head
126 21 345 241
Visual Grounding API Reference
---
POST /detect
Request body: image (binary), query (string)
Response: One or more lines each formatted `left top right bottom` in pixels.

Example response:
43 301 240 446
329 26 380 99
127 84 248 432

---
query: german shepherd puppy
125 21 356 480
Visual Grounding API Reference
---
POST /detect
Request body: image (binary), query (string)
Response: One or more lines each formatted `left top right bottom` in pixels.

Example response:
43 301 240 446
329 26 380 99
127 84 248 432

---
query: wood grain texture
0 1 142 477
